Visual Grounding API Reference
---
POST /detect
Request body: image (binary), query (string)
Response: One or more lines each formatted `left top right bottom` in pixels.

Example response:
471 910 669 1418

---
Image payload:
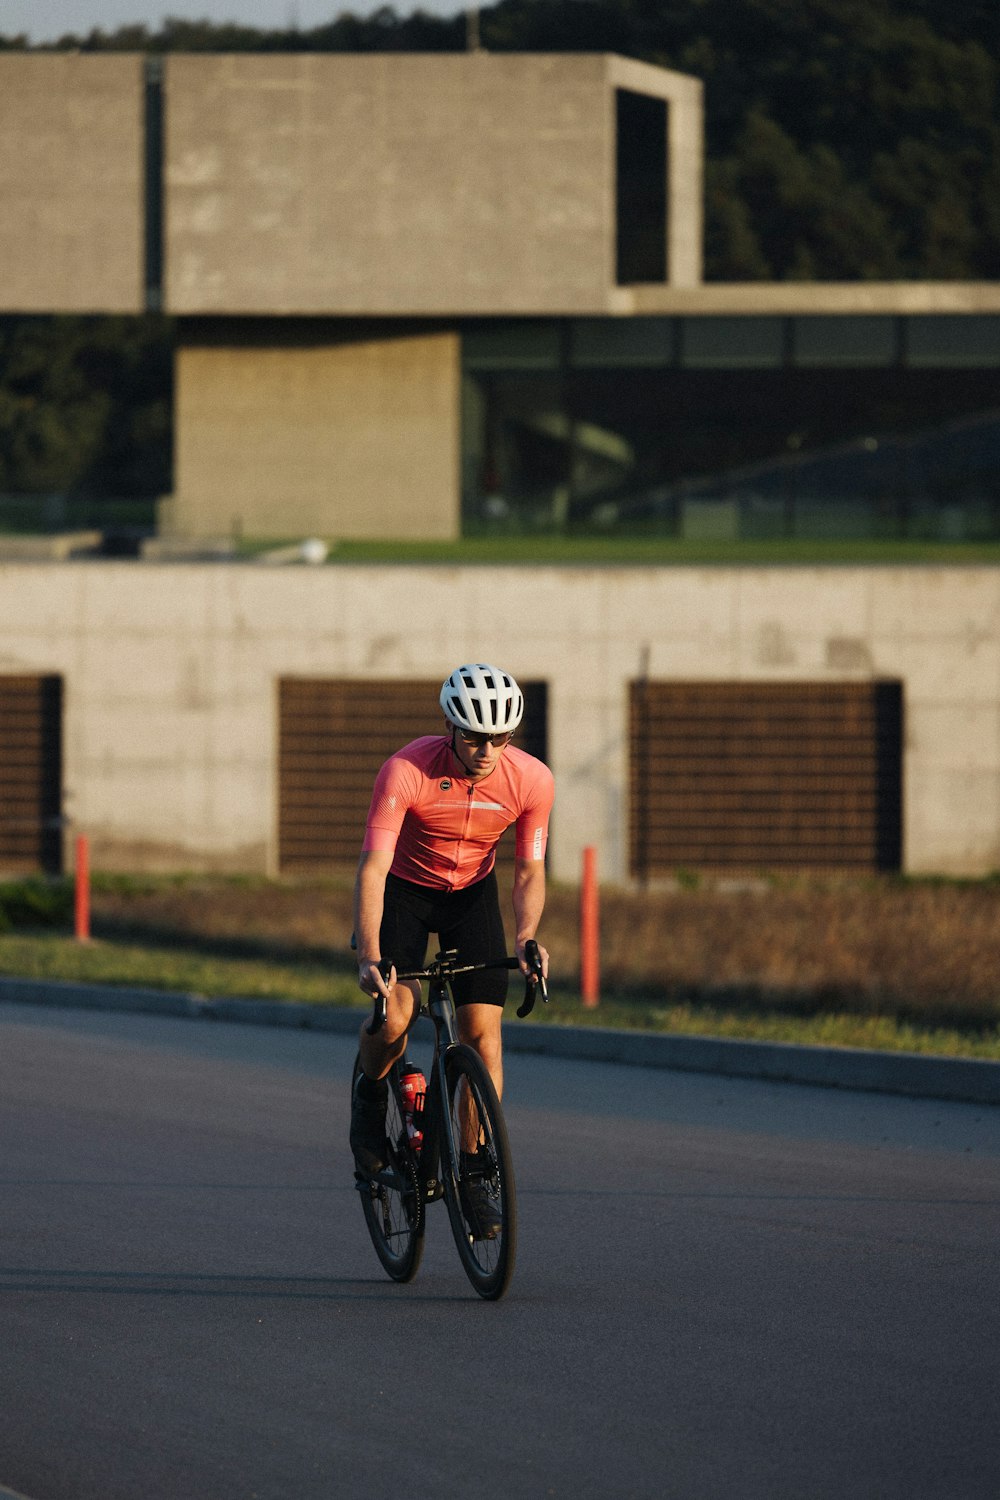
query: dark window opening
616 90 667 285
144 56 165 313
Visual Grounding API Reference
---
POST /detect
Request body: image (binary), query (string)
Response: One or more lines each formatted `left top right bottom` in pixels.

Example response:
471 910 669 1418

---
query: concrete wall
622 282 1000 316
0 55 145 313
1 563 999 883
164 52 702 316
168 321 461 540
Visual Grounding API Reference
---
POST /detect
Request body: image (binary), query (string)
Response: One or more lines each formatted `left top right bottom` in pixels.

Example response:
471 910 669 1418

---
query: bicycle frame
363 945 545 1203
406 970 467 1206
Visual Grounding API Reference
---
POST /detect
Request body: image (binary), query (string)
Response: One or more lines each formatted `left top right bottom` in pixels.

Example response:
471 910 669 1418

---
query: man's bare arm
512 857 548 978
354 847 395 997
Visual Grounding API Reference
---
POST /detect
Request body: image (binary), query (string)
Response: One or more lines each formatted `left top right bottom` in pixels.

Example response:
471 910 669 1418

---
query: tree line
0 0 995 503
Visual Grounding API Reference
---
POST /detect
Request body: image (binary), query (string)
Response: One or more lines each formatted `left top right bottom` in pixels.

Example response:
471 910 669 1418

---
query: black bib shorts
379 869 509 1007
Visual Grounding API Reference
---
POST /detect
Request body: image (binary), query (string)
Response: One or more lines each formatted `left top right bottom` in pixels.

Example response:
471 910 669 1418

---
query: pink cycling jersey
363 736 555 890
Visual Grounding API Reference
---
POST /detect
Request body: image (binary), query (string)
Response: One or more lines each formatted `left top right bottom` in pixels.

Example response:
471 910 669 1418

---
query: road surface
1 1002 997 1499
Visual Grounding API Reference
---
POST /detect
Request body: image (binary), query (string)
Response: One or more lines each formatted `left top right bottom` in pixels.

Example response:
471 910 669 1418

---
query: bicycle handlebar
362 942 548 1034
516 939 548 1018
363 960 392 1036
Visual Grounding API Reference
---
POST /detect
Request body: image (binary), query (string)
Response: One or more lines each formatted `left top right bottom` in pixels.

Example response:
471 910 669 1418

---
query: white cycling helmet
440 663 524 735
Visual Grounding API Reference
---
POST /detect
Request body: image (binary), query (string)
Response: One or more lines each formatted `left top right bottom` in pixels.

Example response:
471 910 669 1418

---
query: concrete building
2 51 1000 882
1 51 998 545
0 50 703 540
0 54 146 313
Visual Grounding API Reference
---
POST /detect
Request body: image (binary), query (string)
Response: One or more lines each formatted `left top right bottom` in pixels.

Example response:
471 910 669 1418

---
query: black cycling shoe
350 1073 388 1174
459 1150 502 1240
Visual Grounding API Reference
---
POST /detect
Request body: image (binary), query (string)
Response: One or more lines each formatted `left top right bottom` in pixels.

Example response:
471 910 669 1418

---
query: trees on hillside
0 317 170 508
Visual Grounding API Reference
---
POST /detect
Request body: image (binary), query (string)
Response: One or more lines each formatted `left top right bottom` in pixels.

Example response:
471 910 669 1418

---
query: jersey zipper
455 783 475 880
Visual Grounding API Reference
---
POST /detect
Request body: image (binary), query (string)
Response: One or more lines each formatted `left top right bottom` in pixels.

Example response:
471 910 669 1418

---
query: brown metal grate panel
278 677 549 873
629 680 903 876
0 675 63 874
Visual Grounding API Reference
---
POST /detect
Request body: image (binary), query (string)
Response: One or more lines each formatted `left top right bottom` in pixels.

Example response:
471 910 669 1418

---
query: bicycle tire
352 1055 425 1283
442 1044 517 1300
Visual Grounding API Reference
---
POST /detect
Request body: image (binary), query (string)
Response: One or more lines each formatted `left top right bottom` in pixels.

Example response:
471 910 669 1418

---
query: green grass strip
2 935 998 1061
0 936 354 1006
237 536 1000 567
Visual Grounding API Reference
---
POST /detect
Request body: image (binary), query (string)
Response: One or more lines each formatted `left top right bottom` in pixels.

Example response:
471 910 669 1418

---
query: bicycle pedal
424 1177 445 1202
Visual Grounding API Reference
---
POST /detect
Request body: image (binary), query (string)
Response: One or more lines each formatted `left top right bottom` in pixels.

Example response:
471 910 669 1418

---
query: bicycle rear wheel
352 1056 425 1283
442 1044 517 1300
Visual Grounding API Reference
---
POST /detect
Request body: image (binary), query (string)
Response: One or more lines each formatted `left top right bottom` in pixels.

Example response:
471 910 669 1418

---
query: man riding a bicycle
351 663 554 1210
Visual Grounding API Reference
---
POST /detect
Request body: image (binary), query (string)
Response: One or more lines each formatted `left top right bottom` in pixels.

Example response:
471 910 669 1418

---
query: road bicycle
352 940 547 1301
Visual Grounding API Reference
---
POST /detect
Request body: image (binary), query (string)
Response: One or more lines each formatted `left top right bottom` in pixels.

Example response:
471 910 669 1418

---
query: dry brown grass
550 880 1000 1029
87 872 1000 1033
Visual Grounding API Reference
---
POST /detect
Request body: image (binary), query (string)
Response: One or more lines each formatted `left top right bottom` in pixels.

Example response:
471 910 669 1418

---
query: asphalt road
1 1001 998 1500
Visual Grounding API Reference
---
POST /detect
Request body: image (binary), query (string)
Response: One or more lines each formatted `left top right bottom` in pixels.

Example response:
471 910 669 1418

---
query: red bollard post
580 844 599 1009
75 834 90 943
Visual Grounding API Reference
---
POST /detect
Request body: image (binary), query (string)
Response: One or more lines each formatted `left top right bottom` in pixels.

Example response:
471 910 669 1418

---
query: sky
1 0 464 42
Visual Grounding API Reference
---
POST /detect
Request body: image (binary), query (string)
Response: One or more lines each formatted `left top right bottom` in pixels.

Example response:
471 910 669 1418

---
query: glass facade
461 315 1000 540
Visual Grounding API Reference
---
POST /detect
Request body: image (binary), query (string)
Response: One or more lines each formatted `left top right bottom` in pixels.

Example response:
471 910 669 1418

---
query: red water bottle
398 1062 426 1153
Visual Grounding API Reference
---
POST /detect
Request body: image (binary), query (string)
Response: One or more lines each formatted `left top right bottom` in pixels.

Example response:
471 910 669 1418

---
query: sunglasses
456 729 514 748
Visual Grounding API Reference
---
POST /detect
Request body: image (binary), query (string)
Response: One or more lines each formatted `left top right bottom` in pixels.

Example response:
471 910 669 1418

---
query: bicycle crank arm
354 1167 398 1190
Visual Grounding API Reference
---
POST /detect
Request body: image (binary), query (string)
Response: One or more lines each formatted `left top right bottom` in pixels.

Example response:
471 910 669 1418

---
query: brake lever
516 938 548 1018
364 958 393 1035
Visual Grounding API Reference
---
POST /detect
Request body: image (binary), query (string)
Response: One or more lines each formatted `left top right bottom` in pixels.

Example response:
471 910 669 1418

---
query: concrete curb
1 975 998 1107
504 1021 1000 1106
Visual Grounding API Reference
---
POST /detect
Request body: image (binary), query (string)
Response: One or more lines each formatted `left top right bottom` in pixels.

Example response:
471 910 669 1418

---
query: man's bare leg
455 1002 503 1153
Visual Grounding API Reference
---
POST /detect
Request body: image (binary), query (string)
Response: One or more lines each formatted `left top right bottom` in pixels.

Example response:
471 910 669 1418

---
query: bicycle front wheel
352 1055 425 1283
442 1044 517 1300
